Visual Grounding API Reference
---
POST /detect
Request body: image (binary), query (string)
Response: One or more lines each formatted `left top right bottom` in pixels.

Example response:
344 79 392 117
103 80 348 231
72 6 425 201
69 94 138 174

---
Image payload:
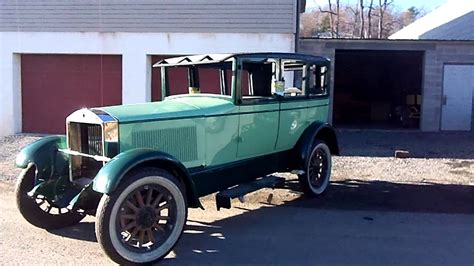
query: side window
240 61 275 103
309 65 329 97
281 60 305 97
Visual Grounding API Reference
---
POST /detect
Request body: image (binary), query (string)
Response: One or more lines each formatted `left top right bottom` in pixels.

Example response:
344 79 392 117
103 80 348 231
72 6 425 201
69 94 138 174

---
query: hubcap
308 146 328 188
137 207 156 229
117 184 176 252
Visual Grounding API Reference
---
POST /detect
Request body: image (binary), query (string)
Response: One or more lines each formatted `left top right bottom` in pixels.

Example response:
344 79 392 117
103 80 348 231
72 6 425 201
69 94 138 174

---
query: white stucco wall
0 32 294 136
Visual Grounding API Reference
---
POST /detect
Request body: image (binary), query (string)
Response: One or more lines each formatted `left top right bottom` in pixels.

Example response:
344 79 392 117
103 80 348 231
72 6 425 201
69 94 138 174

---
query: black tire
298 140 332 197
15 164 85 229
95 168 188 265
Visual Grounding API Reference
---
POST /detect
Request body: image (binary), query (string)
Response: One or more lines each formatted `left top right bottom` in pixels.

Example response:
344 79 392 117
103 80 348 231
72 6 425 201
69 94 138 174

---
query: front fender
15 135 69 181
92 148 200 207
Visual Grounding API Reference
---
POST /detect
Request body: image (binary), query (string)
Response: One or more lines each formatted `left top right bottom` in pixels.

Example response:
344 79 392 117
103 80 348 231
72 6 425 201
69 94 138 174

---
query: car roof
153 53 330 67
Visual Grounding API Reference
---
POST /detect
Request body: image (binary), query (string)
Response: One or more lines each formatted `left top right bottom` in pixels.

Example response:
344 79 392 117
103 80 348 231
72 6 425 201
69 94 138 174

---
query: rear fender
92 148 201 208
292 122 339 169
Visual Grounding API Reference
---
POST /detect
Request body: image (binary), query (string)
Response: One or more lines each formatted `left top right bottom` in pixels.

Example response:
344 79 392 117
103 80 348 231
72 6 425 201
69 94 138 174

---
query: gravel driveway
1 130 473 213
0 130 474 213
1 130 473 265
2 130 473 185
0 135 41 182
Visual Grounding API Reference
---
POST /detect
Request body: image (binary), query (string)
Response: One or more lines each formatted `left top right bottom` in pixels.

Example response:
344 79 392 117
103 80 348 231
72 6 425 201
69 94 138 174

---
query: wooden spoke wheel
298 140 332 196
95 168 187 265
15 164 85 229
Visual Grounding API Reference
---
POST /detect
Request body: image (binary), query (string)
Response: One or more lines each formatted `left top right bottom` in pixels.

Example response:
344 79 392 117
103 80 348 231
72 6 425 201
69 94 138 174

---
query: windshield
159 62 233 99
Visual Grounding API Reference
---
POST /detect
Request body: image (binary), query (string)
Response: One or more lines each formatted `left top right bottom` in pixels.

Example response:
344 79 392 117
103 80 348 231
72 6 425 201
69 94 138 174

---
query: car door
275 60 308 151
276 61 330 151
277 98 308 151
236 60 279 158
237 101 279 158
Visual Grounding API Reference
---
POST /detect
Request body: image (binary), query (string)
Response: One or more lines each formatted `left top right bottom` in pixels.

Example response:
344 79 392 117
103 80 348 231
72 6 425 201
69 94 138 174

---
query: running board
215 176 285 210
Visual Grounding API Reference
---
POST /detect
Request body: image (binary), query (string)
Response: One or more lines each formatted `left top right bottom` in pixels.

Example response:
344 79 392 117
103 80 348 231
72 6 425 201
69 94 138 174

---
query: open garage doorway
333 50 424 129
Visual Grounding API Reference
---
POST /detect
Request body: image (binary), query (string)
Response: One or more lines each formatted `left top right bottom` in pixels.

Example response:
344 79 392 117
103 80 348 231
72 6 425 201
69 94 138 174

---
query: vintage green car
15 53 339 264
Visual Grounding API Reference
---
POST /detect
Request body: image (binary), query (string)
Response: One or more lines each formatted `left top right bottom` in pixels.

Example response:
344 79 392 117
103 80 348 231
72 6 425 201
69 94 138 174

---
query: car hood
97 94 236 123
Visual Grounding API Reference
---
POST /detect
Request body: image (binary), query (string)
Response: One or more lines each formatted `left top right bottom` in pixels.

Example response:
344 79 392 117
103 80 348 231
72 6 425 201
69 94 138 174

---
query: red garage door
21 55 122 134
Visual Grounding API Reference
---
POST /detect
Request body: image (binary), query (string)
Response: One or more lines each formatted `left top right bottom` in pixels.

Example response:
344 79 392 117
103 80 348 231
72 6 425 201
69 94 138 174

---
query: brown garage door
21 54 122 134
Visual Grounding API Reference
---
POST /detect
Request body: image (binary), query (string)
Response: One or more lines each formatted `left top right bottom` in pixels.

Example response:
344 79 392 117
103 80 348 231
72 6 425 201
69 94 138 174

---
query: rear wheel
298 140 332 197
15 164 85 229
95 168 187 265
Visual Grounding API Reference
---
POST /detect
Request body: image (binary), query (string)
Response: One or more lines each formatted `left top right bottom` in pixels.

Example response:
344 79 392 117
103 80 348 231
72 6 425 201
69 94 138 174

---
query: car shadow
163 179 474 265
277 178 474 214
49 178 474 248
48 221 97 242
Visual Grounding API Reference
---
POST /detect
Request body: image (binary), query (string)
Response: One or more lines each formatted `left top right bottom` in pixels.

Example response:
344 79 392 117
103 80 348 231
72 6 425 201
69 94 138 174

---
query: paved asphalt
1 182 473 265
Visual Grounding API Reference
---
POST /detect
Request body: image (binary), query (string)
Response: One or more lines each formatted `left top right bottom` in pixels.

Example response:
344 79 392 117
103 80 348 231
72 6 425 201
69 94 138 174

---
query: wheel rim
33 194 73 215
116 184 177 253
308 145 329 189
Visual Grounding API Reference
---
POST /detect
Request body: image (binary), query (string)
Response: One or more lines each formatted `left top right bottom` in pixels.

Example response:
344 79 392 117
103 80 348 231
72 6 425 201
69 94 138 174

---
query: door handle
442 95 447 105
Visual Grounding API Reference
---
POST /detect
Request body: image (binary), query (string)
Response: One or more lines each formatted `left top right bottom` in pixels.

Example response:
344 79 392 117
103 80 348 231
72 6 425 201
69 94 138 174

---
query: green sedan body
15 53 339 264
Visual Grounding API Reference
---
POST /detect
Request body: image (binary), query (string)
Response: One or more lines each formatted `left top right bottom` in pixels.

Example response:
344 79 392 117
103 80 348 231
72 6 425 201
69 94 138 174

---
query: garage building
300 0 474 131
299 39 474 131
0 0 301 135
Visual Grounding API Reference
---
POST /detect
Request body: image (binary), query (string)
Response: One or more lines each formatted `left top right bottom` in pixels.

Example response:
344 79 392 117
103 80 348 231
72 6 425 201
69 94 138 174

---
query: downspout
295 0 305 53
295 0 301 52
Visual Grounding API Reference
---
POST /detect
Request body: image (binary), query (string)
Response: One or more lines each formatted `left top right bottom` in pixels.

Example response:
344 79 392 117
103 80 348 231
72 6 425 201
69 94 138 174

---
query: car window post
188 66 200 93
303 63 309 98
219 69 227 95
231 58 240 105
160 66 169 100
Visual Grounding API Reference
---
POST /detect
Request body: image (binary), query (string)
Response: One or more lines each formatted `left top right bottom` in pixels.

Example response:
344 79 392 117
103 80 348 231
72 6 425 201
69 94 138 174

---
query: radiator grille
85 124 103 155
68 122 104 181
69 123 103 156
132 127 198 162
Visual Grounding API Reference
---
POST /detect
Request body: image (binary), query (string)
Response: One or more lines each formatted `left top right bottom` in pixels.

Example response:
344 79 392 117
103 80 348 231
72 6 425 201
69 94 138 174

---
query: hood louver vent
132 127 198 162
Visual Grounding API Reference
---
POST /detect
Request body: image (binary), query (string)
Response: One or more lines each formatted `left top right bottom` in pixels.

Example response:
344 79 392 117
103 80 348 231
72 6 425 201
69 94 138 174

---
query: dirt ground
0 130 473 265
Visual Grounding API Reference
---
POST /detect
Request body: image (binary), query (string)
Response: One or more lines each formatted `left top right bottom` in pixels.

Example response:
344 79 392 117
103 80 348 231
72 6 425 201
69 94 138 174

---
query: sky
306 0 449 12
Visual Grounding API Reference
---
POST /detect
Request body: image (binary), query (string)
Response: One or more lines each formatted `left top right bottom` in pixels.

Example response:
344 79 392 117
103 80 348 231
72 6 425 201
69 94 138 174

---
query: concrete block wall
299 38 474 131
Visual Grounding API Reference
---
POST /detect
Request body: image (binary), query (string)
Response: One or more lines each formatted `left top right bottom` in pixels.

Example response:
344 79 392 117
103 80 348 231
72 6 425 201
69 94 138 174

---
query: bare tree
319 1 334 37
299 0 307 13
378 0 393 38
299 0 418 39
335 0 340 37
319 0 341 38
359 0 365 38
346 4 360 38
366 0 375 38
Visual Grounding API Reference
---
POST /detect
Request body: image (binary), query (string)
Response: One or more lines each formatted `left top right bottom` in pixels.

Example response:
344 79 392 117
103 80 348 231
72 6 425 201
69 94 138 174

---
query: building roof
389 0 474 40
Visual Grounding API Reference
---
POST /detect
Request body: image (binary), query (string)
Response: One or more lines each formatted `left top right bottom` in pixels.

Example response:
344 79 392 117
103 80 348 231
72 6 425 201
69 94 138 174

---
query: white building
389 0 474 40
0 0 301 135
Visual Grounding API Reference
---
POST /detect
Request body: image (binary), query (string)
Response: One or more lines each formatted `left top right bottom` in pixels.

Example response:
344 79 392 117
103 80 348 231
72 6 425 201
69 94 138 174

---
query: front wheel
95 168 187 265
15 164 85 229
298 140 332 197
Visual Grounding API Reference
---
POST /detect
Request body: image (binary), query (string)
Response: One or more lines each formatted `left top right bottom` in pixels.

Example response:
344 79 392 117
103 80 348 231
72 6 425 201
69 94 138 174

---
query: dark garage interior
333 50 424 129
